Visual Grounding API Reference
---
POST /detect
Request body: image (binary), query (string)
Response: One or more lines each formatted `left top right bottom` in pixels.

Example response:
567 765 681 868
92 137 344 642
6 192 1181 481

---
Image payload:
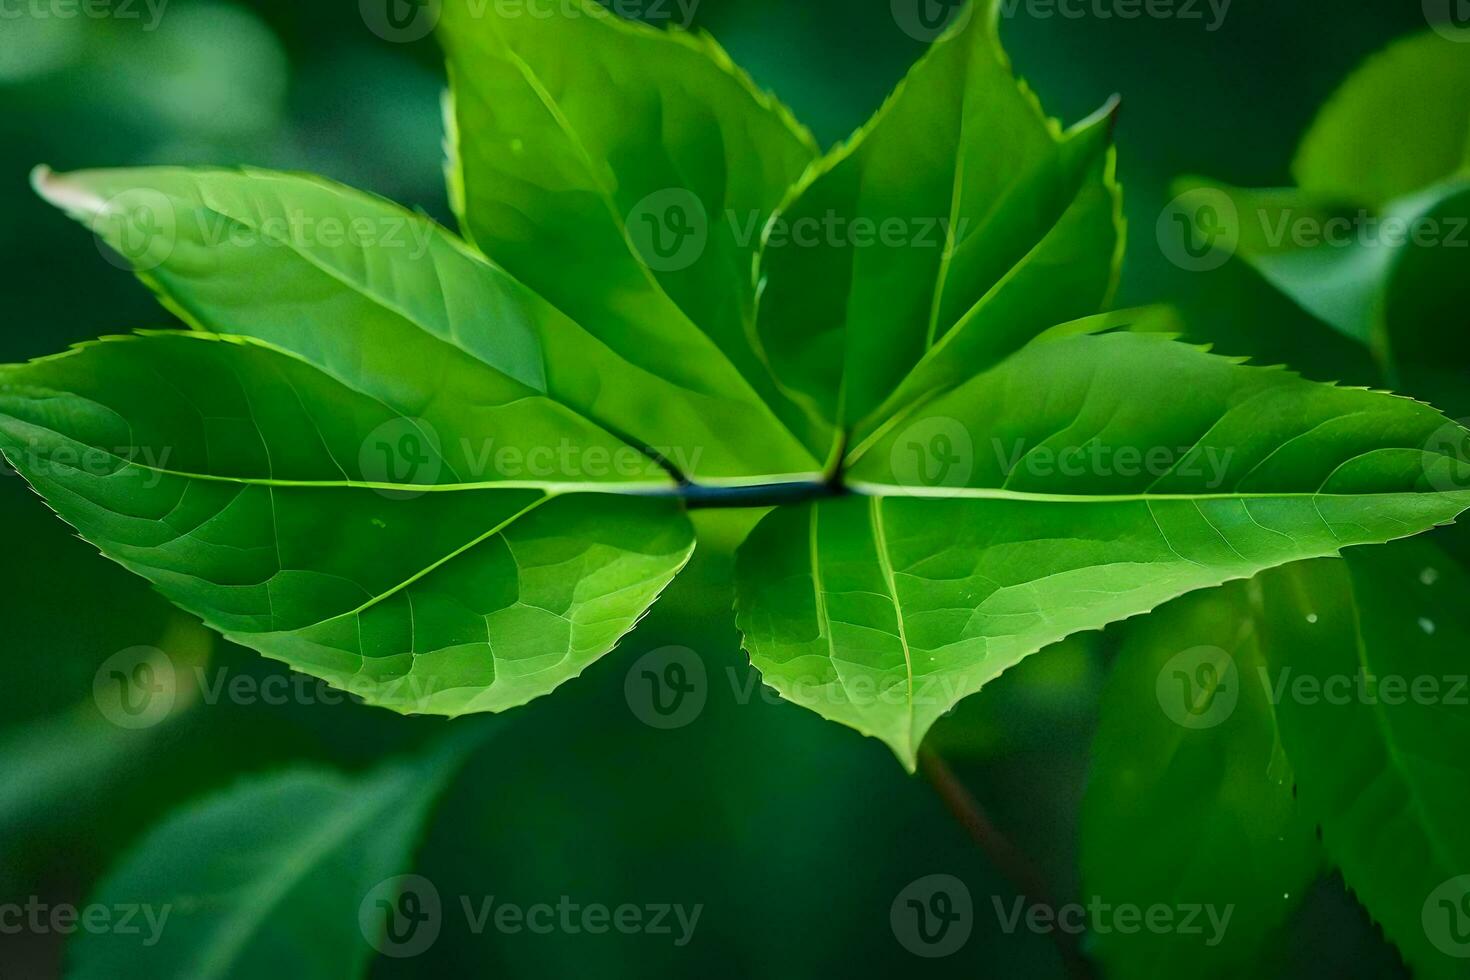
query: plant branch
679 478 847 510
919 748 1096 980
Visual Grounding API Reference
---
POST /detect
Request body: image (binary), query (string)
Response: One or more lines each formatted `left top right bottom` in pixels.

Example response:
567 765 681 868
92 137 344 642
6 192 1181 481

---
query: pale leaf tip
30 165 105 217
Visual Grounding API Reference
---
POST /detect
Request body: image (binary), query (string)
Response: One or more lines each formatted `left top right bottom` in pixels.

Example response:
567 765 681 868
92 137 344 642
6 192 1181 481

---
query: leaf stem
919 748 1096 980
679 478 847 510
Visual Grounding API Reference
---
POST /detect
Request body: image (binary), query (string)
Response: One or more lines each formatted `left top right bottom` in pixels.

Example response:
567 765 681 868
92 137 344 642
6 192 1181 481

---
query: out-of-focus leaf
66 730 490 980
1260 541 1470 980
1179 177 1470 367
1292 31 1470 208
1185 33 1470 383
1380 183 1470 415
924 633 1104 759
1082 582 1322 979
0 617 211 860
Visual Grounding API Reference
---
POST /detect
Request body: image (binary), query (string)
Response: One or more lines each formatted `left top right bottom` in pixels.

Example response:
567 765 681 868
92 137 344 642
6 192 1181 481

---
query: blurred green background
0 0 1444 976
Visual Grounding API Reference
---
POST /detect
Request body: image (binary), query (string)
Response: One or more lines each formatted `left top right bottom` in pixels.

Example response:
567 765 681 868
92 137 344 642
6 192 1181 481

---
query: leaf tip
30 165 104 217
1100 93 1123 138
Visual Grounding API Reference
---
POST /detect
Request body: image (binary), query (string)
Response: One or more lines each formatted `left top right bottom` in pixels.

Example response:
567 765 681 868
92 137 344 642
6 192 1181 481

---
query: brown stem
919 747 1096 980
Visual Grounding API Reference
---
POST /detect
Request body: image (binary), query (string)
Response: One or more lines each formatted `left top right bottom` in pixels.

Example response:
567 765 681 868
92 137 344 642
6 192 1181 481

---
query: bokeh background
0 0 1447 976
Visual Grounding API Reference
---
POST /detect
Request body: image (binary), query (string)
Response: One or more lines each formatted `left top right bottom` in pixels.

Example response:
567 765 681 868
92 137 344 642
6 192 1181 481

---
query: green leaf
1292 32 1470 209
66 732 484 979
1257 541 1470 979
31 165 801 484
1378 182 1470 415
1172 181 1395 349
0 332 695 716
924 632 1103 759
0 617 212 874
1185 34 1470 374
1081 582 1322 979
1178 177 1470 365
0 709 163 873
753 0 1121 435
438 0 827 468
736 333 1470 767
